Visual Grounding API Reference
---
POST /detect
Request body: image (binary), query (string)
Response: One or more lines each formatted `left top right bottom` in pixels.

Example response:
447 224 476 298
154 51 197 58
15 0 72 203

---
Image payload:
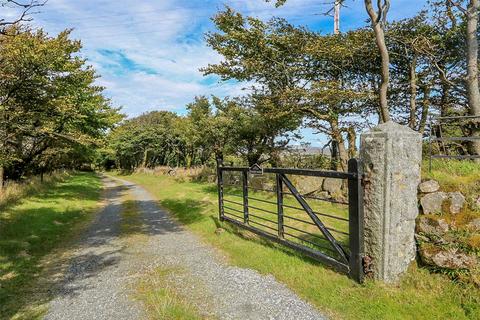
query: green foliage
0 26 122 182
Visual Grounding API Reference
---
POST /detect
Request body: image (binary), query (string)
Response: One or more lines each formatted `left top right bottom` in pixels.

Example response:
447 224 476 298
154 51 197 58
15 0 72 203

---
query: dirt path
44 176 325 320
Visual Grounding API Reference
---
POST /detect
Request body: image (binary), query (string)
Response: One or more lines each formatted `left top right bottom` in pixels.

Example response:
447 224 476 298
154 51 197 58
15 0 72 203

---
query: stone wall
416 180 479 274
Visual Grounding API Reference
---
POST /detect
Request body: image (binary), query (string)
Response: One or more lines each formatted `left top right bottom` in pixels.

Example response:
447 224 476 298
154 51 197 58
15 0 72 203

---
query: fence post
216 158 225 221
242 170 249 224
276 174 284 238
348 158 364 283
360 122 422 283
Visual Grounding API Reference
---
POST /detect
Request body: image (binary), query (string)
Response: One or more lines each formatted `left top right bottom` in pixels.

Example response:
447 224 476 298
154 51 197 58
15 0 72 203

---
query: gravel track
44 176 326 320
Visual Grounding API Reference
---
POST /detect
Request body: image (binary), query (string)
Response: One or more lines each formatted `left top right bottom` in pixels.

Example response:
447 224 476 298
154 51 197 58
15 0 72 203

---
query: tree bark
466 0 480 158
365 0 391 123
331 120 348 171
418 85 431 135
0 166 4 190
347 127 357 158
408 57 418 129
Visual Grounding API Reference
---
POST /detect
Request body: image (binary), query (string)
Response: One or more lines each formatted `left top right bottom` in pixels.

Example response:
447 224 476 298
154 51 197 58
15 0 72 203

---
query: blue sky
5 0 429 145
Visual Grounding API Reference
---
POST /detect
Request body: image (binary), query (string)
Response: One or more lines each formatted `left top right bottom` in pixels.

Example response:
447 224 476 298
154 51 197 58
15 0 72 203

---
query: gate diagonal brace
280 174 350 265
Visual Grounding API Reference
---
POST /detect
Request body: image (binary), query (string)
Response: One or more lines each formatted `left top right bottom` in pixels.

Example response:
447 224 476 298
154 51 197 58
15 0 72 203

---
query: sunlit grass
136 267 205 320
0 172 102 320
112 172 480 320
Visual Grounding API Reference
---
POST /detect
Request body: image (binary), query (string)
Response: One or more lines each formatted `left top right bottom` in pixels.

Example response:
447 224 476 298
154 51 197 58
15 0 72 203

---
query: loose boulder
447 192 465 214
420 192 447 214
322 178 342 194
416 216 449 236
418 180 440 193
295 176 324 195
420 247 477 270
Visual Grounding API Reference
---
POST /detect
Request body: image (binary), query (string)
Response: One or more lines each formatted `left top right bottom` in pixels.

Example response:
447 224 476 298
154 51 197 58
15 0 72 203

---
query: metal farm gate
216 159 364 282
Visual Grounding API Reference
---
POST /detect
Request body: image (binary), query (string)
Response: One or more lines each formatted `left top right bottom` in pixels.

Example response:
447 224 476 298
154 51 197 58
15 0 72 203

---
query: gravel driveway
44 176 326 320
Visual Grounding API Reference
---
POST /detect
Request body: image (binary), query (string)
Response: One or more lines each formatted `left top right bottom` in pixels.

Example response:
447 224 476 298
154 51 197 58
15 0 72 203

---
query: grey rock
475 197 480 209
360 121 422 283
420 192 447 214
448 192 465 214
418 180 440 193
295 176 324 195
420 247 477 270
215 227 226 235
416 216 449 236
316 191 331 199
322 178 342 194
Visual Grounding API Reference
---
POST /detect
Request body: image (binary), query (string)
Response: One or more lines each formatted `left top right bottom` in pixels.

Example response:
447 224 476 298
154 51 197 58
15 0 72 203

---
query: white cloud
21 0 428 123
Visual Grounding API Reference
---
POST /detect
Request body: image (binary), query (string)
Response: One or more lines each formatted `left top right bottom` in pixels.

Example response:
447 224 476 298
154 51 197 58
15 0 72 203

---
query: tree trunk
0 166 4 190
408 57 418 129
365 0 391 123
331 120 348 171
466 0 480 158
418 85 431 135
347 127 357 158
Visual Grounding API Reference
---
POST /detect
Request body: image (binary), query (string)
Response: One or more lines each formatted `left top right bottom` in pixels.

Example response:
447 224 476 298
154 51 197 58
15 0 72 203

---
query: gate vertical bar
242 170 249 224
217 158 225 221
276 173 284 238
348 158 364 283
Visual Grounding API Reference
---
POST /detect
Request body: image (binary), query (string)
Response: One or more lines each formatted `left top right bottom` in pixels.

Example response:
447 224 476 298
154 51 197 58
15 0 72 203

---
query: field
113 172 480 320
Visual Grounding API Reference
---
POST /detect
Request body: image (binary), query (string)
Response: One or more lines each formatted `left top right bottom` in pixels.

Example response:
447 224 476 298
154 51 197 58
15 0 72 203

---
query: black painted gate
216 159 364 282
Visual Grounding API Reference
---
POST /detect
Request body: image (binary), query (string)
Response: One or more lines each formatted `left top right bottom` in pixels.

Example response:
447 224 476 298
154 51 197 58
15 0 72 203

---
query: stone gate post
360 121 422 283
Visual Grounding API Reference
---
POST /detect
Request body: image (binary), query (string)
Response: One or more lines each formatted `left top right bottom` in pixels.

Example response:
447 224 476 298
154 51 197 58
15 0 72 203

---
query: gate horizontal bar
249 213 277 225
247 204 277 215
247 196 278 206
326 227 349 236
224 211 244 221
283 214 316 226
284 232 336 253
223 199 244 206
249 219 278 232
313 211 349 222
224 206 244 214
222 216 349 274
221 167 356 179
284 224 327 241
282 192 349 205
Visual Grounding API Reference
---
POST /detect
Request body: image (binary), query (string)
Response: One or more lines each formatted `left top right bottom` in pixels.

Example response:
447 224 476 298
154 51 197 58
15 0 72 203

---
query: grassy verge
0 172 102 320
0 172 66 210
112 172 480 320
423 160 480 206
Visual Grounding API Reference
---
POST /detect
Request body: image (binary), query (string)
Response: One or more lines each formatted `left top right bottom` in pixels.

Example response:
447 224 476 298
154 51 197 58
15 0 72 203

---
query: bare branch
0 0 46 33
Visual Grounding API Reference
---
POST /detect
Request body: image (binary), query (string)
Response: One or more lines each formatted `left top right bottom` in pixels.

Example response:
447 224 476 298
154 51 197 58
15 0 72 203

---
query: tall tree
0 26 122 185
447 0 480 157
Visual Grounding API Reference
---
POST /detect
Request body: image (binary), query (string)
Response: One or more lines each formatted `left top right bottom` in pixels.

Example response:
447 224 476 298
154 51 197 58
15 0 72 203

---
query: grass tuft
136 267 203 320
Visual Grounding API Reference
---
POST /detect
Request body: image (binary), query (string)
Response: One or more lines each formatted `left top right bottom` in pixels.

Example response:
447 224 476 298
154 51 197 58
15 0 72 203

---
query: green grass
423 159 480 195
0 172 102 320
136 267 205 320
113 172 480 320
